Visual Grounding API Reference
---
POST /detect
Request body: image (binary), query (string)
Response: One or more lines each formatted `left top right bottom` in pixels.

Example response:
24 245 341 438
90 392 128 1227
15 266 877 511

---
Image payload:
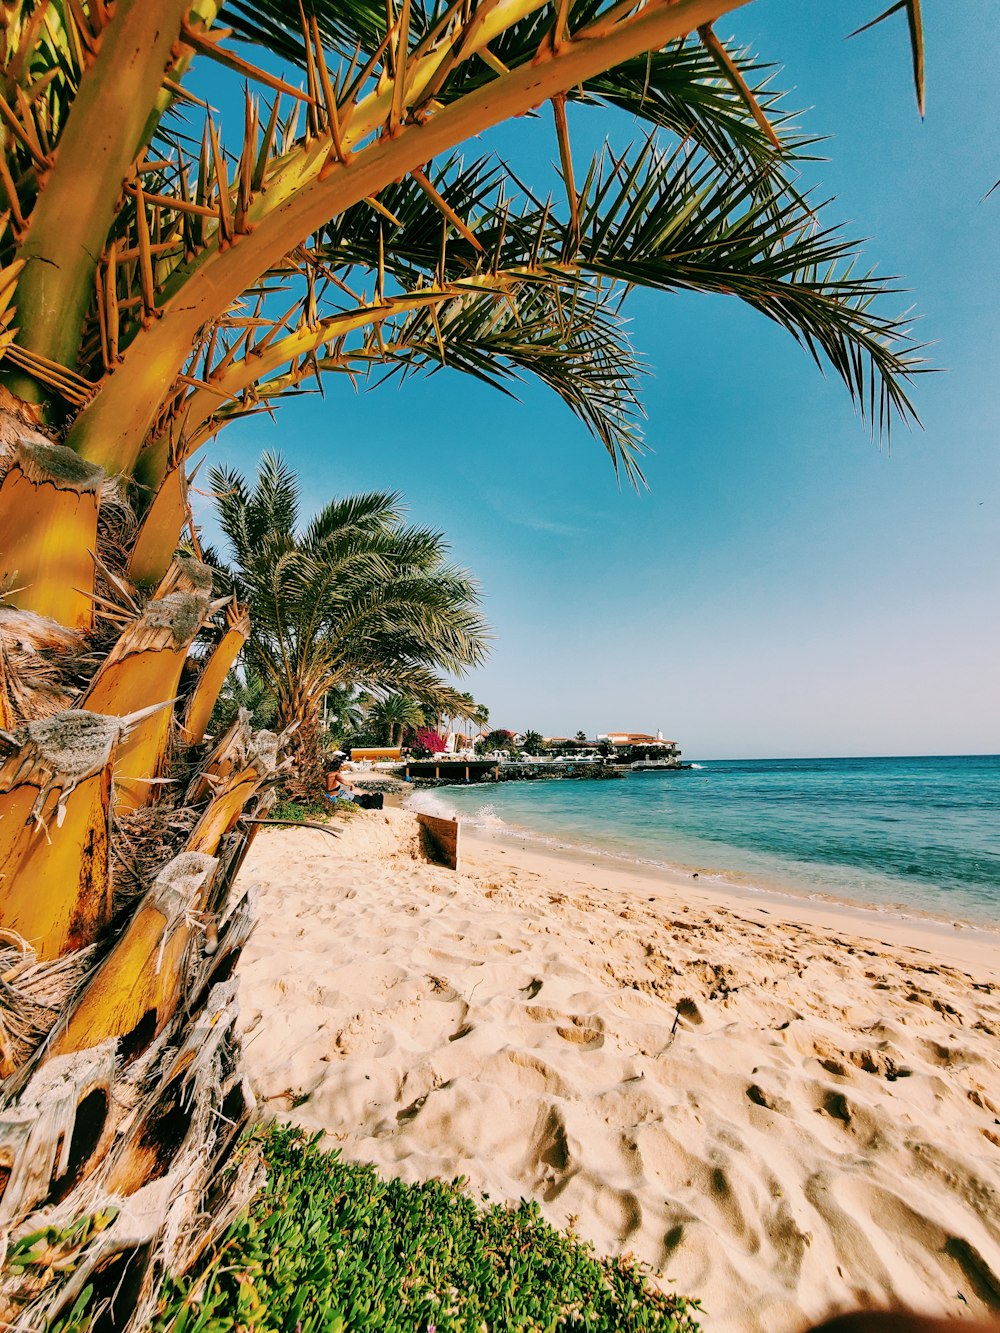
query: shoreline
237 806 1000 1332
396 781 1000 943
459 821 1000 977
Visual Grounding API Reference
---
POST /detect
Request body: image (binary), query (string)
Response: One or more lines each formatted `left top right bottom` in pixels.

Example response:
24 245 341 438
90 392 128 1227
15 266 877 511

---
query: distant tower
656 727 663 741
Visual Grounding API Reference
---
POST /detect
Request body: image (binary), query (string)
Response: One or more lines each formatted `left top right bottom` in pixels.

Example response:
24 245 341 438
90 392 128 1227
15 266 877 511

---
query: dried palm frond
0 605 79 724
95 476 139 577
0 935 96 1074
110 802 200 920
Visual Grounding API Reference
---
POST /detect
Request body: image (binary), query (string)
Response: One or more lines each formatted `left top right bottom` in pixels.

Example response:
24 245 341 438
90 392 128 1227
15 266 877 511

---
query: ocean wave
403 789 460 821
403 788 510 831
403 759 1000 930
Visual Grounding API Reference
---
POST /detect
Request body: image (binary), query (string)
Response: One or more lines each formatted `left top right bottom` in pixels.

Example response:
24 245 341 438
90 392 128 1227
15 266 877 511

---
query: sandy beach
235 806 1000 1332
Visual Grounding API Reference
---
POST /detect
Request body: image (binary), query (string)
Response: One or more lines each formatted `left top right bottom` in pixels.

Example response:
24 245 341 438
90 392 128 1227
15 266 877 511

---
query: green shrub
269 797 335 823
152 1126 701 1332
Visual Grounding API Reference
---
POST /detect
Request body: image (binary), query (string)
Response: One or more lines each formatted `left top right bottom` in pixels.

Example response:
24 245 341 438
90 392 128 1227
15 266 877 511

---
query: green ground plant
268 797 338 823
146 1126 700 1333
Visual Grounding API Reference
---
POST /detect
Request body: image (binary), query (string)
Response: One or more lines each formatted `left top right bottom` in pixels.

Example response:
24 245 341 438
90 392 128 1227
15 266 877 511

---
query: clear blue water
409 755 1000 926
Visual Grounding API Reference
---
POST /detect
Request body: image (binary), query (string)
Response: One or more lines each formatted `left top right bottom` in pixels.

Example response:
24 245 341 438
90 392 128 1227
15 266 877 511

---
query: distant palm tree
521 730 545 755
370 694 427 747
210 665 280 734
453 692 490 736
210 454 489 791
323 687 372 750
575 730 589 743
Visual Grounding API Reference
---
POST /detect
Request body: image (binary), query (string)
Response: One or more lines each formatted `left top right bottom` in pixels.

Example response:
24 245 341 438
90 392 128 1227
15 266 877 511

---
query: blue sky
201 2 999 759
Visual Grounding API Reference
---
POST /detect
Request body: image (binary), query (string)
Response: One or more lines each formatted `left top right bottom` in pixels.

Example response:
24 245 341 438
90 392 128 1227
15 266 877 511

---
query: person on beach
325 758 359 803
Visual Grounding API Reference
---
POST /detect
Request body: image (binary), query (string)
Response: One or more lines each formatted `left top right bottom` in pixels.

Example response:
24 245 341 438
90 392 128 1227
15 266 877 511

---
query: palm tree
0 1 926 1324
521 730 545 755
210 452 489 793
210 663 281 734
369 694 427 747
323 686 373 750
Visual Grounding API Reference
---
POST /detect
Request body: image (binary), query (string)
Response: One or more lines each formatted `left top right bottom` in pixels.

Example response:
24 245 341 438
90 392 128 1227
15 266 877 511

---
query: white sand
235 807 1000 1332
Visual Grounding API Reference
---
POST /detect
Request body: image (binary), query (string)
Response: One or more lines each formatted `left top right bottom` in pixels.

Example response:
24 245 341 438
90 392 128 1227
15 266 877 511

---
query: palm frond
211 453 490 724
374 278 647 485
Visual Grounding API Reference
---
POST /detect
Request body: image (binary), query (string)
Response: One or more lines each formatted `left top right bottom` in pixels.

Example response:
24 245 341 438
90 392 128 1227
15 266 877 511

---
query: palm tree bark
289 707 327 800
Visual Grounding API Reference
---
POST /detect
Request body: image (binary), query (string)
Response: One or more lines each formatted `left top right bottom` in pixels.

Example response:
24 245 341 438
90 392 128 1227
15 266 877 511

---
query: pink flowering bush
414 726 448 754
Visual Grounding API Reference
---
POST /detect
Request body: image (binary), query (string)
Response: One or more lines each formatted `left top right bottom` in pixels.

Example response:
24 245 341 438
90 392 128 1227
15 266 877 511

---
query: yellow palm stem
186 763 267 857
182 605 250 746
10 0 198 388
0 441 103 630
82 562 214 810
47 852 218 1059
0 711 126 960
69 0 750 476
126 462 190 586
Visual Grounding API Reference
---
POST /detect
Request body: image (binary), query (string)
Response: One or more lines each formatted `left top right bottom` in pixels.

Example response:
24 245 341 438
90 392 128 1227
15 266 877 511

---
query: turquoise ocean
407 755 1000 927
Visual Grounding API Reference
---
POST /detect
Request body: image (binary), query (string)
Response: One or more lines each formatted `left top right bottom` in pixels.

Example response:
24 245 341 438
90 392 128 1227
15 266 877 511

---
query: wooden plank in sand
417 812 461 871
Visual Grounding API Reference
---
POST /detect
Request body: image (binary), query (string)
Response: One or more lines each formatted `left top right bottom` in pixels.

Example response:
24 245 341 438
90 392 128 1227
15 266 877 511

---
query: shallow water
407 754 1000 926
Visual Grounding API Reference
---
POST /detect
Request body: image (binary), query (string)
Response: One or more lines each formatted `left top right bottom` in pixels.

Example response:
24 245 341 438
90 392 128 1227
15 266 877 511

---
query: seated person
325 758 359 803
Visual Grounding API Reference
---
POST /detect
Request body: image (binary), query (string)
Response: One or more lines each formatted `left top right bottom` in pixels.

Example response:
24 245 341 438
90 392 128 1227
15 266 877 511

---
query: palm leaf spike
177 16 314 105
551 94 581 255
411 166 485 250
311 16 347 162
428 302 447 362
206 115 233 247
196 119 213 248
849 0 924 116
553 0 574 50
300 0 322 139
340 26 396 112
253 93 284 191
696 22 780 149
235 93 258 236
132 178 157 320
364 192 406 226
0 154 26 234
0 88 49 171
389 0 414 135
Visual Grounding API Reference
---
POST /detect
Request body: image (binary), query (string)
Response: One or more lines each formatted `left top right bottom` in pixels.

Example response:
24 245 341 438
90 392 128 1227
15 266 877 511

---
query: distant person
325 758 358 804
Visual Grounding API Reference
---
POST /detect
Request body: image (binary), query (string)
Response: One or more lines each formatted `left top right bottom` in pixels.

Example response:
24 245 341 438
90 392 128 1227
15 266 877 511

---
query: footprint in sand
500 1049 573 1097
746 1083 794 1117
809 1085 888 1150
525 1005 606 1049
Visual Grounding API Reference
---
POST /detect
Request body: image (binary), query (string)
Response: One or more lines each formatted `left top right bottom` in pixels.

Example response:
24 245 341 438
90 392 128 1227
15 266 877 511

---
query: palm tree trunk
0 400 275 1330
296 709 326 798
277 695 326 799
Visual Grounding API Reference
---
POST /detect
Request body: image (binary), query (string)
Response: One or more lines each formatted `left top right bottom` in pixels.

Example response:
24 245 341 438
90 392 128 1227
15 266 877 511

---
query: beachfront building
544 735 599 757
598 730 682 764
